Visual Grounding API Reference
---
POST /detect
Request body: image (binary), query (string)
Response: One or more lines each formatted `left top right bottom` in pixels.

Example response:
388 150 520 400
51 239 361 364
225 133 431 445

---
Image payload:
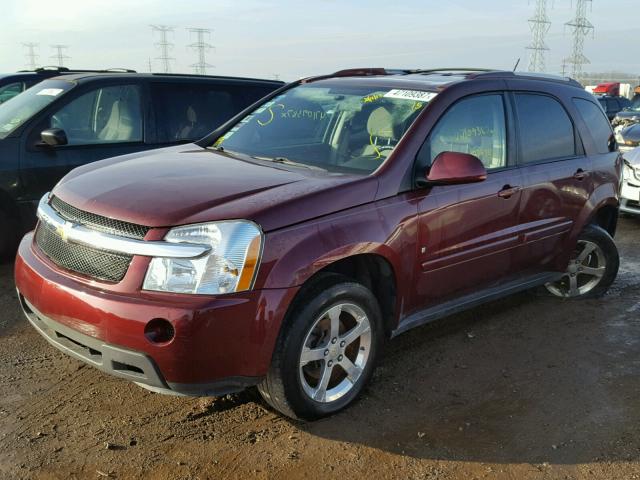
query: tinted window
151 83 273 143
51 85 142 145
573 98 613 155
0 82 25 104
424 94 507 170
515 94 575 163
606 98 618 112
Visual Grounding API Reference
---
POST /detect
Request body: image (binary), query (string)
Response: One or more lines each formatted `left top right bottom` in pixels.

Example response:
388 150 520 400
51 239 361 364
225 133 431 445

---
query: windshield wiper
253 156 326 171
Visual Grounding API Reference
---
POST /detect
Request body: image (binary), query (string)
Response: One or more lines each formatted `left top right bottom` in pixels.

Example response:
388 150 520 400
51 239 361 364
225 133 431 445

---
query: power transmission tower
187 28 214 75
150 25 175 73
50 44 70 67
563 0 594 80
526 0 551 72
23 42 39 70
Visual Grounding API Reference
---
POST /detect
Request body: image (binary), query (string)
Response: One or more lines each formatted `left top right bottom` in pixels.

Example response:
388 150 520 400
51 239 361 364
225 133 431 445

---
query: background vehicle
15 68 621 420
0 67 136 104
621 147 640 215
0 72 283 257
612 88 640 130
597 95 631 121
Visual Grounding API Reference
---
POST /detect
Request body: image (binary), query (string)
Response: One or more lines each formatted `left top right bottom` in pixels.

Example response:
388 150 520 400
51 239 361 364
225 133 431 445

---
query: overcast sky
0 0 637 81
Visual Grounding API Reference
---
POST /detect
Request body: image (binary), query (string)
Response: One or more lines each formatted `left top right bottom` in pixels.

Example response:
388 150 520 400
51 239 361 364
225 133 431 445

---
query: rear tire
545 224 619 299
258 274 383 420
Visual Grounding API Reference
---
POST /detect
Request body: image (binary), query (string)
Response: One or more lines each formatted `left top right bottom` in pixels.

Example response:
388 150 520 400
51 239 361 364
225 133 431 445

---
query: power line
150 25 175 73
187 28 214 75
526 0 551 72
23 42 39 70
50 44 70 67
564 0 594 80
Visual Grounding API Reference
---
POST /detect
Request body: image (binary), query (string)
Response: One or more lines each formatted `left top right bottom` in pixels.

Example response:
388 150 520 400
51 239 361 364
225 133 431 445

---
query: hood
615 110 640 121
53 144 378 232
620 124 640 144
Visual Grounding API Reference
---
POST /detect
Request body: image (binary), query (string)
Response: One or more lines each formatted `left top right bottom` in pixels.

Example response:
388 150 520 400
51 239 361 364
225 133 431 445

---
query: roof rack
17 66 137 74
407 68 494 75
473 71 583 87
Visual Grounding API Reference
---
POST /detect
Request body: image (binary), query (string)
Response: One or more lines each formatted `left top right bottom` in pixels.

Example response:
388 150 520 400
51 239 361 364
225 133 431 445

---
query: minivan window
424 94 507 170
515 93 575 163
214 84 435 174
151 83 238 143
573 98 613 155
0 80 74 139
50 84 142 145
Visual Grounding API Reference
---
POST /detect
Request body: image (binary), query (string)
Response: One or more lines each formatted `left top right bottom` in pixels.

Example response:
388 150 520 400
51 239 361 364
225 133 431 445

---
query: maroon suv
15 68 621 419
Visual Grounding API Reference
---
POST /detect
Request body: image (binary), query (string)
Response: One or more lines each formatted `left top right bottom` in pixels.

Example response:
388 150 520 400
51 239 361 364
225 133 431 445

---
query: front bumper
15 233 298 396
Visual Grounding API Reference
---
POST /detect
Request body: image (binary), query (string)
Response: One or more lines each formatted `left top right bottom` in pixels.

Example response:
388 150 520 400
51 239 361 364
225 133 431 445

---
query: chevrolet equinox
15 68 622 419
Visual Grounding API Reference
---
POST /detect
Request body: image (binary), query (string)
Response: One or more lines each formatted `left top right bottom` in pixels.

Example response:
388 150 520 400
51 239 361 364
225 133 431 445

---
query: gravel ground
1 218 639 480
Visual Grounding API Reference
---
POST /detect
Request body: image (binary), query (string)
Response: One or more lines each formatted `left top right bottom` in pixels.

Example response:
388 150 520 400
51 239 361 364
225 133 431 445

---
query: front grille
50 196 150 240
35 222 132 282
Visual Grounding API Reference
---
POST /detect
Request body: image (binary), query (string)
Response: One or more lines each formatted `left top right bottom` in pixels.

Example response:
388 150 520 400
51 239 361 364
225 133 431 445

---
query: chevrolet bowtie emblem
56 221 72 242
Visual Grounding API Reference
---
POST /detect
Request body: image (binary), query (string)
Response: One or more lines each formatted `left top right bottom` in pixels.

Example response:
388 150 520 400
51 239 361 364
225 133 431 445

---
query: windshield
0 80 74 139
628 95 640 112
212 84 436 174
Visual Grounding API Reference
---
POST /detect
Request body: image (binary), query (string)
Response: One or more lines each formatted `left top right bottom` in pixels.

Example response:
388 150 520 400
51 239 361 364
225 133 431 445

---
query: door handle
573 168 588 180
498 185 521 199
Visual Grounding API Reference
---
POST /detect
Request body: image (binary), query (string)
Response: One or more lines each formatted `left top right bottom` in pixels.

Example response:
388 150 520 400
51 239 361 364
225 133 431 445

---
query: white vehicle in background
621 148 640 216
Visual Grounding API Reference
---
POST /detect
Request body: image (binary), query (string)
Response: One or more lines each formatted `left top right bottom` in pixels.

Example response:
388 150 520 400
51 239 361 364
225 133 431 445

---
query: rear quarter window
573 97 613 155
514 93 576 164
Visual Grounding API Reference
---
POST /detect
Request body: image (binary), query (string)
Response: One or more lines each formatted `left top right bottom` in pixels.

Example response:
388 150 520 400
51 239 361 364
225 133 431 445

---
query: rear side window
606 98 618 113
514 94 575 163
573 98 613 155
151 83 273 143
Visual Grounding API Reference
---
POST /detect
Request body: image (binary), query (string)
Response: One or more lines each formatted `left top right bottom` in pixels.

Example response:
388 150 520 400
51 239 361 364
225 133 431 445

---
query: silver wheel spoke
340 319 370 347
577 243 597 264
312 363 333 402
340 357 363 383
569 275 579 296
581 266 605 278
327 305 342 339
300 346 326 365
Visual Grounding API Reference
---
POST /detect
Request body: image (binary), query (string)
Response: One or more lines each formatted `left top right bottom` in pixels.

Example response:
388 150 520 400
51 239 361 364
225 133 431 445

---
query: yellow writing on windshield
362 93 384 103
257 103 285 127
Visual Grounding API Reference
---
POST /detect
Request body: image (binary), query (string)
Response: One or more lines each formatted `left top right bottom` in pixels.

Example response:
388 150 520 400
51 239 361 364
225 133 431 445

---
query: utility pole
526 0 551 72
187 28 214 75
150 25 175 73
564 0 594 80
148 57 153 73
50 44 70 67
23 42 39 70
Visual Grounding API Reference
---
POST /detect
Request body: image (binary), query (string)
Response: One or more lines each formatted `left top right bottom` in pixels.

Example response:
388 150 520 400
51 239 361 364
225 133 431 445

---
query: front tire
545 224 619 299
258 275 383 420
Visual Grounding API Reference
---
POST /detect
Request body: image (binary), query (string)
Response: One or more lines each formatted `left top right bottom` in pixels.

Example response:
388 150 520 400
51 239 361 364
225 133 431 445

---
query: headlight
615 132 625 144
623 161 640 183
143 221 263 295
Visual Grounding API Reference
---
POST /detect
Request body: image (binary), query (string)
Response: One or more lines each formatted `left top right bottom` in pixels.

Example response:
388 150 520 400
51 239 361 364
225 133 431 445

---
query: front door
20 83 152 207
412 93 524 311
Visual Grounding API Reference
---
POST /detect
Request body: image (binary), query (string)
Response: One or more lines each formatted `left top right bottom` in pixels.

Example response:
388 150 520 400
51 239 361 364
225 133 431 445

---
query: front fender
255 195 418 309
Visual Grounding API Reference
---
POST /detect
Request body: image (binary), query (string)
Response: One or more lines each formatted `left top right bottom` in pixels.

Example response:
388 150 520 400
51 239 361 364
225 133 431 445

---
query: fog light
144 318 175 344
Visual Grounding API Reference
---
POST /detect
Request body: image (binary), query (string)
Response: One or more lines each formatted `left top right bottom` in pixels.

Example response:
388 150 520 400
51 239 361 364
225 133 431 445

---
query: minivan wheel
545 224 619 299
258 275 383 420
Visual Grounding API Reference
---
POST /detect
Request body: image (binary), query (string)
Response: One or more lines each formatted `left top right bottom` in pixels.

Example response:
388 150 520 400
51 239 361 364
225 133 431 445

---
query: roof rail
474 71 583 88
407 68 494 75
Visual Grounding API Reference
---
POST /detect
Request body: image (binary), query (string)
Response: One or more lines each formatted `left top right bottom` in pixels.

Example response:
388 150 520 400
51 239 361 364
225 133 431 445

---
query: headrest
367 107 396 139
186 106 197 123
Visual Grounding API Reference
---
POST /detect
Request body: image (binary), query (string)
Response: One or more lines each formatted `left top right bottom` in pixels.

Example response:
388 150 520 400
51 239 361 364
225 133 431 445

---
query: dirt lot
1 218 639 480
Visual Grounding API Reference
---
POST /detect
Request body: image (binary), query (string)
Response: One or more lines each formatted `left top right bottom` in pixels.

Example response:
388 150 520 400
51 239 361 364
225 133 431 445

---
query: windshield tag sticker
36 88 64 96
383 89 437 103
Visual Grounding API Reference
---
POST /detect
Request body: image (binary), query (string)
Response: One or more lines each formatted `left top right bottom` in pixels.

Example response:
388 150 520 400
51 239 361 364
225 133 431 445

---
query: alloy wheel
545 240 607 298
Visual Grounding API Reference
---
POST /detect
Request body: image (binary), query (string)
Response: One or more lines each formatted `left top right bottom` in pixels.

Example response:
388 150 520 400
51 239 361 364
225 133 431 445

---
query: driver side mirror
419 151 487 186
40 128 68 147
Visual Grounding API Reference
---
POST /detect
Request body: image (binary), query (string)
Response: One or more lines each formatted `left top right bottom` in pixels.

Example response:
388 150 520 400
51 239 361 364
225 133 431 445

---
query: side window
573 98 614 155
50 85 142 145
605 98 618 113
0 82 25 104
514 94 575 163
425 94 507 170
151 83 243 143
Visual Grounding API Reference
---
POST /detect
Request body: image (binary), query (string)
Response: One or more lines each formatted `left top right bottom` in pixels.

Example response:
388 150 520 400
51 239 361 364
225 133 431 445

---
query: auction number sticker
36 88 64 96
384 89 437 102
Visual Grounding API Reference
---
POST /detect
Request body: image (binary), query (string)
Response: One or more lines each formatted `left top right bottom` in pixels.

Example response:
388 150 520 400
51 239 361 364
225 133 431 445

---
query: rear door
413 93 525 309
20 80 153 204
511 91 592 273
